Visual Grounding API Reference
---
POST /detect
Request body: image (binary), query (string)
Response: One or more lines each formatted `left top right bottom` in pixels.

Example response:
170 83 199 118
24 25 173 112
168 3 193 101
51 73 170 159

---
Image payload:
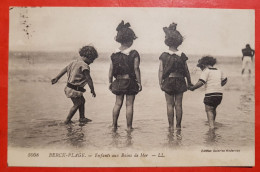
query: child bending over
51 46 98 124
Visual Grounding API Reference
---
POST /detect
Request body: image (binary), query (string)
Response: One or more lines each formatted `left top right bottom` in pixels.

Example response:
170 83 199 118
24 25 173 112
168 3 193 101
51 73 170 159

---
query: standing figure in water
189 56 227 129
51 46 98 124
109 20 142 131
158 22 192 130
241 44 255 75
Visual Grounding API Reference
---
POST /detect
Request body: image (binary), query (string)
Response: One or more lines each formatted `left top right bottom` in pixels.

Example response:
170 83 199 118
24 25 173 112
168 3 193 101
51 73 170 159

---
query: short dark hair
79 46 98 60
197 56 217 67
246 44 251 49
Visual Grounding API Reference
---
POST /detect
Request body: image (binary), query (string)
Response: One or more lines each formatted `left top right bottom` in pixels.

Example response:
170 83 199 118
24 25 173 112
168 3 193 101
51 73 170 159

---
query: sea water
8 52 254 150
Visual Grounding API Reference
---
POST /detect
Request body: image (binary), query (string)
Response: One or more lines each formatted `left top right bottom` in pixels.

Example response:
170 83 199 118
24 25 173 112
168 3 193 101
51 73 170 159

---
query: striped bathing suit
199 67 227 107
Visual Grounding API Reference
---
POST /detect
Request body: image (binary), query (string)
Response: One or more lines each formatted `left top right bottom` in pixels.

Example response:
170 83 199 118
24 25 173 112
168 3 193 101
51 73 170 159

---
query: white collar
166 49 182 56
115 48 132 55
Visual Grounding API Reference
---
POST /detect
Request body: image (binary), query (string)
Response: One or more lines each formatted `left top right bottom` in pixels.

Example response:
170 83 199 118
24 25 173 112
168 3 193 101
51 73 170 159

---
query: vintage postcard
8 7 255 167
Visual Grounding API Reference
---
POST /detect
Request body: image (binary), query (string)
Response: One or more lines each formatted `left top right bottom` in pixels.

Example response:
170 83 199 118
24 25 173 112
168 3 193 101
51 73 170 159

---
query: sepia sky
9 7 254 56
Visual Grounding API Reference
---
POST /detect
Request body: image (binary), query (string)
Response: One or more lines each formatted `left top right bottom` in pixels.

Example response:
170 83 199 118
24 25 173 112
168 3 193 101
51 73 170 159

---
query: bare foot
79 118 92 123
126 127 133 132
112 126 118 132
169 126 174 132
176 125 181 129
64 120 73 124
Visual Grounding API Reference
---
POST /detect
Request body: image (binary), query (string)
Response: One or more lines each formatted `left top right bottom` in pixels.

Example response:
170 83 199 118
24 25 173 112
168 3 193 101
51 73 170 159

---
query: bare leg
126 95 135 131
175 92 183 129
65 97 82 124
213 107 217 121
165 93 175 130
78 96 85 119
205 105 215 129
78 96 92 122
112 95 124 130
241 69 245 75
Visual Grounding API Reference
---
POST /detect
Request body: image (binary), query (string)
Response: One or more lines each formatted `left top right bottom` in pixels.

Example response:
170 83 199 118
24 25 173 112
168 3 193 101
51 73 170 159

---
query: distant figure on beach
241 44 255 75
189 56 227 129
51 46 98 124
158 22 192 130
109 20 142 131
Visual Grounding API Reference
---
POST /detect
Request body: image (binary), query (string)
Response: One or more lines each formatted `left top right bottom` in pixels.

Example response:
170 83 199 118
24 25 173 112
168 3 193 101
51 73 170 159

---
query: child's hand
51 78 58 84
188 83 194 87
109 83 112 91
91 90 96 97
138 83 142 92
189 86 195 91
160 82 163 90
187 83 193 90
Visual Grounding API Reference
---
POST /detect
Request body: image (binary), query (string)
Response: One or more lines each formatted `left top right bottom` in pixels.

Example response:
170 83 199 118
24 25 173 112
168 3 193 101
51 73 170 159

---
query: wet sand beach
8 52 254 150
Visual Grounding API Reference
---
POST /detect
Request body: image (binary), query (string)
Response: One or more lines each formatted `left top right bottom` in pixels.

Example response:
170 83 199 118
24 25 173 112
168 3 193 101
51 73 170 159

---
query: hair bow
116 20 131 31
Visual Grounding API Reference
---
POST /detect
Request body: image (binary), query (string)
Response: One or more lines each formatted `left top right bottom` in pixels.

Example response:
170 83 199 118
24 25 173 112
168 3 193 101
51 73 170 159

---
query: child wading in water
189 56 227 129
158 22 192 130
241 44 255 75
109 20 142 131
51 46 98 124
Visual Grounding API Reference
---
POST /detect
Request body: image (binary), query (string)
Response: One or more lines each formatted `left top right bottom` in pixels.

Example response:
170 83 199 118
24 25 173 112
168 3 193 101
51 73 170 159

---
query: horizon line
9 50 241 57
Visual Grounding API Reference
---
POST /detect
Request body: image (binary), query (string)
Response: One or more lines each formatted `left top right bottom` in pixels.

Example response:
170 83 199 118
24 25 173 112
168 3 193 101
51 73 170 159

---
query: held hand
91 90 96 97
51 78 58 85
159 84 162 91
187 83 193 90
138 83 142 92
109 83 112 91
188 82 194 87
188 86 195 91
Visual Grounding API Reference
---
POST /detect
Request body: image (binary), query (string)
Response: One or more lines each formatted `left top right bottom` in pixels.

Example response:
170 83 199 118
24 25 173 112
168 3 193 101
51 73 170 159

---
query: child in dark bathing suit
108 20 142 131
158 22 192 130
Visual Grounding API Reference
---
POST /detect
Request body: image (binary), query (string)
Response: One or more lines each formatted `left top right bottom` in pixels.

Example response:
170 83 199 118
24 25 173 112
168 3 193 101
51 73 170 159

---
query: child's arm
108 61 113 91
83 70 96 97
184 62 193 86
252 50 255 62
221 77 228 86
134 56 142 91
189 80 204 91
252 49 255 57
158 60 163 89
51 67 67 84
221 71 227 86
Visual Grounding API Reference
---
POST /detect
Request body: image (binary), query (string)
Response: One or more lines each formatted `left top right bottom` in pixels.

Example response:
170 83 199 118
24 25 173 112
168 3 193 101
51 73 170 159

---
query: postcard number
27 153 39 157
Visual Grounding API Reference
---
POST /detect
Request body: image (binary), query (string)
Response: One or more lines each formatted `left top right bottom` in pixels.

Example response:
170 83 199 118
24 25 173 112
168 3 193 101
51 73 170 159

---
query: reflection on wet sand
125 130 133 147
110 129 133 148
111 130 120 148
204 128 221 146
8 54 255 149
167 129 182 148
239 77 254 114
66 124 85 148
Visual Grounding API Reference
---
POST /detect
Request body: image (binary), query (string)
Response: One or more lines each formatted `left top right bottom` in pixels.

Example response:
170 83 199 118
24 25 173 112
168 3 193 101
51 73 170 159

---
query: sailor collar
166 49 183 56
115 48 132 55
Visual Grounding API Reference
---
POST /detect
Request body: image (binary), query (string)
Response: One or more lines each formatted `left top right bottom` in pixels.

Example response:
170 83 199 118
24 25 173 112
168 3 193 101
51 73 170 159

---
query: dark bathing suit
159 52 188 95
242 47 254 60
110 50 140 95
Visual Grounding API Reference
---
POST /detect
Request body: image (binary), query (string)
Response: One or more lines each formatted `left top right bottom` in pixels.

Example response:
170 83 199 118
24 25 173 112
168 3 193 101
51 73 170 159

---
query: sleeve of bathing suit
221 71 227 82
181 52 188 61
199 69 209 84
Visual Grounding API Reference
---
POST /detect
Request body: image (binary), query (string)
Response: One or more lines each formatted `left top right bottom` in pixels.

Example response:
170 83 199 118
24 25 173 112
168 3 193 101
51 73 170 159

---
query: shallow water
8 52 255 150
